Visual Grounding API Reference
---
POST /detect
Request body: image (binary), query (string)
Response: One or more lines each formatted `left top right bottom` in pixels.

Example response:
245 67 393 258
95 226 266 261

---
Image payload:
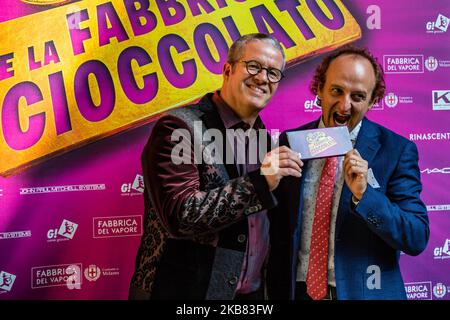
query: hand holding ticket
286 126 353 160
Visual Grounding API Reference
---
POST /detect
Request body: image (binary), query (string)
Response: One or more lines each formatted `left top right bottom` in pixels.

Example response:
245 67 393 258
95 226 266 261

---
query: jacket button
237 234 246 243
228 276 238 285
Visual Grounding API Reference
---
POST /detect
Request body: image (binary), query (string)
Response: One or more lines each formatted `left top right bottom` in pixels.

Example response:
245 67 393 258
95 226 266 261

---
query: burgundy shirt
212 92 270 294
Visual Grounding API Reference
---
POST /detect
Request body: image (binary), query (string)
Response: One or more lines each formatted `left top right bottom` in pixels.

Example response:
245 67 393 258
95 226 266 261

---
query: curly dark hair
310 45 385 104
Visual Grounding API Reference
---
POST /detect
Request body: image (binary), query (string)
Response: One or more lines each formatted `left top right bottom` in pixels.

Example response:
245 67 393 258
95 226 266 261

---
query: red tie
306 156 338 300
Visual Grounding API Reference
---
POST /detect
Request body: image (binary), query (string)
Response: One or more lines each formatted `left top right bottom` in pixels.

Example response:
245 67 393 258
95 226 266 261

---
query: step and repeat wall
1 0 449 300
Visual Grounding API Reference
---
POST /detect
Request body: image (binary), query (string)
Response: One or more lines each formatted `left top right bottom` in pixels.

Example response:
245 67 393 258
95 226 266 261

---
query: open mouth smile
333 112 351 126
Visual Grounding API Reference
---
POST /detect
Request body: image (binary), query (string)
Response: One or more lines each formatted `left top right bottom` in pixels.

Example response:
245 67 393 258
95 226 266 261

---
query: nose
337 94 352 113
252 69 269 84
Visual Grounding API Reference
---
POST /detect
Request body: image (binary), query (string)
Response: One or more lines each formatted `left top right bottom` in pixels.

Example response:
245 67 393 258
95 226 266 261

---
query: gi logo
433 283 447 298
47 219 78 241
384 92 398 108
304 96 322 113
426 14 450 33
121 174 144 196
425 56 438 71
58 219 78 239
0 271 16 293
434 239 450 259
434 14 449 32
84 265 101 282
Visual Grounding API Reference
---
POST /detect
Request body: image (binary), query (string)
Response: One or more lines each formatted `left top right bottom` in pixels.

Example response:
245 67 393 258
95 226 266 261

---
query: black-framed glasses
239 60 284 83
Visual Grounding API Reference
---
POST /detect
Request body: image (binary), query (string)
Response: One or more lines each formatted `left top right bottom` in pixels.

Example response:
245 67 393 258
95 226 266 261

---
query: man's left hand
343 149 368 200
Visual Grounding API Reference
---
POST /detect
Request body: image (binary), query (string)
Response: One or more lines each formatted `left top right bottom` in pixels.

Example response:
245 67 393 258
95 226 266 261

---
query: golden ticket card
287 126 352 160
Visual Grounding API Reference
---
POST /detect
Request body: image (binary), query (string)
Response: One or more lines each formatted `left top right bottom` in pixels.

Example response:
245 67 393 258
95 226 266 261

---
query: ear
223 62 232 78
317 84 324 98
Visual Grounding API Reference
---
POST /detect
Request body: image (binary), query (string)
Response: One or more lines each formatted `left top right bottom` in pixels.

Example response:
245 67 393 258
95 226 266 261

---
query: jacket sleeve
143 115 277 238
351 141 430 256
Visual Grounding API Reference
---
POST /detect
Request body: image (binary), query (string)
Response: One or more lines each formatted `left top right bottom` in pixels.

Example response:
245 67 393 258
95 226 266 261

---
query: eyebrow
330 85 368 95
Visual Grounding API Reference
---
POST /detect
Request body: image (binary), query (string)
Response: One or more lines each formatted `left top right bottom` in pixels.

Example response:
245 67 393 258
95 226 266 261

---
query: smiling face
318 54 376 131
220 40 284 120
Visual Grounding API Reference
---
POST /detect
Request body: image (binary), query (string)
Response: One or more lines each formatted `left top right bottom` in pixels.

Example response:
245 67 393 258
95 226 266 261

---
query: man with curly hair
267 46 429 300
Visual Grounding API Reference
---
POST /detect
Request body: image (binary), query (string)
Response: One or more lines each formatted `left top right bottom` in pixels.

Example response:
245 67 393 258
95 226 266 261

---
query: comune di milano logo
433 283 447 299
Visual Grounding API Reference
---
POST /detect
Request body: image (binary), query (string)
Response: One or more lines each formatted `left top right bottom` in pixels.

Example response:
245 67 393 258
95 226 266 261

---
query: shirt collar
212 91 264 130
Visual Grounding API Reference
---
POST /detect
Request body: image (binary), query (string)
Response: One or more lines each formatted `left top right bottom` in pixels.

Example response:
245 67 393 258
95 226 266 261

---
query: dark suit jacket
267 117 429 300
129 93 276 299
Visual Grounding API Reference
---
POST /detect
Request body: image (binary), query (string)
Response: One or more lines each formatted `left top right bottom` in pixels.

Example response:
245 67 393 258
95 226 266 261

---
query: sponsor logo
121 175 144 196
0 230 32 240
31 263 82 289
93 215 142 238
47 219 78 242
84 265 101 282
304 97 322 113
409 132 450 141
423 55 450 72
382 92 413 108
434 239 450 259
20 184 106 195
101 267 120 277
405 282 432 300
425 56 438 71
383 55 424 74
83 264 120 282
427 204 450 212
437 60 450 68
432 90 450 110
421 167 450 174
426 14 450 33
433 283 448 298
384 92 398 108
0 271 16 294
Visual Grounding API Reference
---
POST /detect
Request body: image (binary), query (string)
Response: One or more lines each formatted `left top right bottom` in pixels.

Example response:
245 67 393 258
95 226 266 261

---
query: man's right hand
261 146 303 191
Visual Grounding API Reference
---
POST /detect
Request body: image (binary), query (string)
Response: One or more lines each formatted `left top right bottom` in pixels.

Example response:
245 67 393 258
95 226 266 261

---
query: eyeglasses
239 60 284 83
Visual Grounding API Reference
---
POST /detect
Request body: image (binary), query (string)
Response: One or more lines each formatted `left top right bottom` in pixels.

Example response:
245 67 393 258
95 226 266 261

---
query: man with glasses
129 33 303 300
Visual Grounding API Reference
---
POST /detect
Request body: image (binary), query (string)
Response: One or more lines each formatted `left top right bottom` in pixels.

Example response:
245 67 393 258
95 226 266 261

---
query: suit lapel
199 97 240 179
335 118 381 237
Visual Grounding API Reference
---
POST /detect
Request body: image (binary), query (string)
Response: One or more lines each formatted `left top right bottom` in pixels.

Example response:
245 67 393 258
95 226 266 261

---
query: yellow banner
0 0 360 176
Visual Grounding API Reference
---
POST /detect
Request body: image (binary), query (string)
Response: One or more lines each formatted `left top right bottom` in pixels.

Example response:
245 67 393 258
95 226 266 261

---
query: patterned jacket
129 93 276 299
